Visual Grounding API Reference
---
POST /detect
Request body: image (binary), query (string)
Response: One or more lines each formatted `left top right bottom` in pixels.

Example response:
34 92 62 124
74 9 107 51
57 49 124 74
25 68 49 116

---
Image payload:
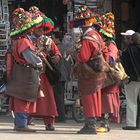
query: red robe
9 38 37 113
77 28 107 118
30 39 61 118
101 42 120 123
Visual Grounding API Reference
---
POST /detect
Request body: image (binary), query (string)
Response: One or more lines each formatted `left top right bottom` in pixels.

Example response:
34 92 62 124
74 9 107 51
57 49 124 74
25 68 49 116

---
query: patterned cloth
99 12 115 38
70 5 97 28
10 8 43 37
29 6 54 34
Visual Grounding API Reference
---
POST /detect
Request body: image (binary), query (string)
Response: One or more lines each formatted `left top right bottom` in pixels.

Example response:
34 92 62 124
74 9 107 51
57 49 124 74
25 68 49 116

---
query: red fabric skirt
31 73 58 117
80 90 101 118
9 97 36 113
101 85 120 123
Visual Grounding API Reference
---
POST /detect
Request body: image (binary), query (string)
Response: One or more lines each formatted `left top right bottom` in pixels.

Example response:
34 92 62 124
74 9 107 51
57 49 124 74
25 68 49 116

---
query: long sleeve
108 42 119 62
22 48 42 68
51 40 62 57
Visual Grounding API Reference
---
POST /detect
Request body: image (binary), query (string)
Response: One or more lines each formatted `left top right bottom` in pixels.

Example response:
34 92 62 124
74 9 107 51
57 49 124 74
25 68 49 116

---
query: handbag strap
83 35 113 72
82 34 103 62
45 55 55 71
82 34 102 55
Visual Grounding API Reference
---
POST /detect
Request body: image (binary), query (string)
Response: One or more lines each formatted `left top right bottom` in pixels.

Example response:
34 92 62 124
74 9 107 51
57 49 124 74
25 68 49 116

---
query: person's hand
38 52 46 62
119 50 122 56
121 76 130 85
39 63 46 73
51 55 61 64
44 37 52 46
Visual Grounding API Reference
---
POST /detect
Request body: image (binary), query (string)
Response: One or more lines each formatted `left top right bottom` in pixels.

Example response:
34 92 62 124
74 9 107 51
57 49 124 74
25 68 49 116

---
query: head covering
120 30 135 36
10 8 43 37
70 5 97 28
92 13 102 31
29 6 54 34
95 13 102 27
99 12 115 38
29 6 45 17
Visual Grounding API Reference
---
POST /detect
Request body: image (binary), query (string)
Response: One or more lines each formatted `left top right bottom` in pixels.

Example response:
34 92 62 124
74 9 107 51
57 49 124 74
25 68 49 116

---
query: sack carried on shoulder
74 61 100 80
102 61 128 88
87 54 104 73
74 35 109 79
110 61 128 82
6 63 40 102
102 71 117 88
45 55 61 86
74 54 108 79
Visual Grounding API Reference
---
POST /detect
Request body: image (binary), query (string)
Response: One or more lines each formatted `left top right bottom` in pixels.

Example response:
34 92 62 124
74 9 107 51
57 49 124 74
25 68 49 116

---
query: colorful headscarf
10 8 43 37
70 5 97 28
29 6 45 18
94 13 102 27
99 12 115 38
29 6 54 34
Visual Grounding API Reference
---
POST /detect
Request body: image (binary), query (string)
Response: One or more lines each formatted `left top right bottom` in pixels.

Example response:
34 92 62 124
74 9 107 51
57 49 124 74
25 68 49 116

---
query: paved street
0 114 140 140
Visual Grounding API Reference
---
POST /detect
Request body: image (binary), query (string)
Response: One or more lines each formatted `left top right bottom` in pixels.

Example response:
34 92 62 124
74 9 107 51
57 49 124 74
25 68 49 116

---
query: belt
15 61 39 70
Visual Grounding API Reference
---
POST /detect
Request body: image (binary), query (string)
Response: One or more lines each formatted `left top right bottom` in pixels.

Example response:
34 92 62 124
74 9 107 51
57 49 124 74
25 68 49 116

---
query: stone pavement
0 114 140 140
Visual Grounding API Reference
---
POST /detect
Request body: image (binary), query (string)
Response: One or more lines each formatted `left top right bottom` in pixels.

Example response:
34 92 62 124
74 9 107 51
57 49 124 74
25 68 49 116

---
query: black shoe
45 124 55 131
77 125 97 134
122 126 137 130
14 126 36 132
